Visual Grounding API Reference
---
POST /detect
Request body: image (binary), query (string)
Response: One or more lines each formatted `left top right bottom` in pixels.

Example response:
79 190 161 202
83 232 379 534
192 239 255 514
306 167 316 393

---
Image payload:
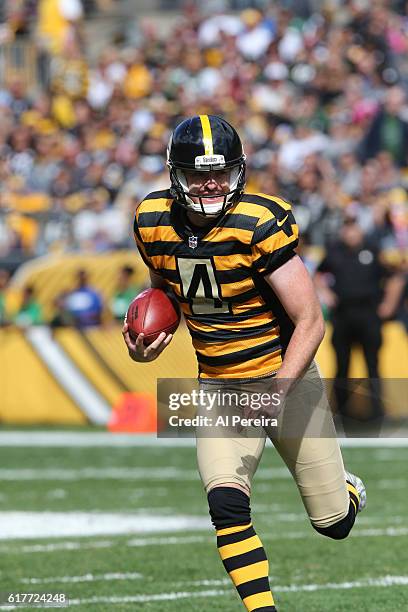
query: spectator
110 265 143 321
13 284 43 327
0 269 10 326
115 155 168 215
0 0 406 342
360 86 408 166
6 78 31 118
337 151 362 198
50 291 73 328
72 187 127 251
37 0 84 56
236 9 274 61
315 216 401 422
26 132 60 193
61 269 103 328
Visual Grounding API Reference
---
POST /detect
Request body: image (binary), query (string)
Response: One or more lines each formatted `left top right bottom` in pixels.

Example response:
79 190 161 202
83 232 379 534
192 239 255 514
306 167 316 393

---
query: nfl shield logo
188 235 198 249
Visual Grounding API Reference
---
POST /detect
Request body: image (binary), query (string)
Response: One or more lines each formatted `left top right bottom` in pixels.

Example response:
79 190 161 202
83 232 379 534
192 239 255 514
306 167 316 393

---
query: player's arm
122 208 173 362
264 254 325 383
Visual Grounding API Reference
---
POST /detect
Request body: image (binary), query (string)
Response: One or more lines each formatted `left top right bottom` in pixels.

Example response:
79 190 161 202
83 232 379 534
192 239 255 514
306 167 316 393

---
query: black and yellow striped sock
347 480 360 518
216 522 276 612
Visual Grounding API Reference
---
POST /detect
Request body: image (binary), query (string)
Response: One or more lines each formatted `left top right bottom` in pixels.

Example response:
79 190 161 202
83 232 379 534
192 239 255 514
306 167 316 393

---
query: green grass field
0 436 407 611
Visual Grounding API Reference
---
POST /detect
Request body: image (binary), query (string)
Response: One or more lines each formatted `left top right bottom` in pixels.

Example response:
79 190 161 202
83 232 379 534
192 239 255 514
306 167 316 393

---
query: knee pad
207 486 251 530
312 501 356 540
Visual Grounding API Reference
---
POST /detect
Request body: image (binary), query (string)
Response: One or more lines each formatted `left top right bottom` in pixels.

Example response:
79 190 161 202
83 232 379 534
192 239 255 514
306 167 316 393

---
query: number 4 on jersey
177 258 229 315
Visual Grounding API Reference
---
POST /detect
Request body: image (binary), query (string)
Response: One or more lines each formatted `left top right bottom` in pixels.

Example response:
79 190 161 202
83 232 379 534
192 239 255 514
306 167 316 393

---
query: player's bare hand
122 323 173 362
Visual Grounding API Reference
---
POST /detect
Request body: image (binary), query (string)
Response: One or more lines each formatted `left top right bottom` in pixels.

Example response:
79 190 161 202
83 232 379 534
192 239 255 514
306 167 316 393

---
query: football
126 288 181 345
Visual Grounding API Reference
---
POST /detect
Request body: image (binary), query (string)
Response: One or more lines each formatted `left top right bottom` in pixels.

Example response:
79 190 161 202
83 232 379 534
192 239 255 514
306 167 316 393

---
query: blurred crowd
0 263 145 327
0 0 407 328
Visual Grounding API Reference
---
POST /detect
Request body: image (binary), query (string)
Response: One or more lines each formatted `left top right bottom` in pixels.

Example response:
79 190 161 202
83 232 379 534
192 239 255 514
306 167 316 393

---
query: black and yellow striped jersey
133 189 299 380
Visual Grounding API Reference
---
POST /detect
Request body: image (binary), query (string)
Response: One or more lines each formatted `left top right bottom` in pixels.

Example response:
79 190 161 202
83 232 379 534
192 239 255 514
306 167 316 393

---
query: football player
123 115 366 612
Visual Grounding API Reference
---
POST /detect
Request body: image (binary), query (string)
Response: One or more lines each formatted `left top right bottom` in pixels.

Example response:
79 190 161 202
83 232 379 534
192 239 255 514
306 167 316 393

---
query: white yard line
0 467 199 481
275 575 408 592
179 578 231 587
127 534 210 547
0 467 407 489
176 576 408 592
269 526 408 540
0 540 115 554
21 572 142 585
0 535 212 554
2 576 407 609
1 523 408 555
350 527 408 538
0 590 230 610
0 432 195 447
0 512 210 540
70 589 230 606
0 536 211 556
377 478 407 489
0 466 290 481
0 432 407 447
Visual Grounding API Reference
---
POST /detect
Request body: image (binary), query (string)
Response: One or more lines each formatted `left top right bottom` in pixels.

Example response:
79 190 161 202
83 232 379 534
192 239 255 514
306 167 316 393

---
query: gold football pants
196 362 349 528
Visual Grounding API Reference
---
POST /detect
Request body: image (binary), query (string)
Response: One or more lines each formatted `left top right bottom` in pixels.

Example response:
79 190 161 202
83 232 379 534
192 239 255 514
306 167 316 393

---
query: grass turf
0 442 407 611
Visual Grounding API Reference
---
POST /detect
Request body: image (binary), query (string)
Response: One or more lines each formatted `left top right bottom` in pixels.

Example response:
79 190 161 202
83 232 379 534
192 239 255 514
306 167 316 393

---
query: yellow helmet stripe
199 115 214 156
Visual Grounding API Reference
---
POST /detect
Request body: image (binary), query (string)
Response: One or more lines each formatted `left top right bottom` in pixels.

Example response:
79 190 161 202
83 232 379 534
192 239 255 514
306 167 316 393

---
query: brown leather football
126 288 181 345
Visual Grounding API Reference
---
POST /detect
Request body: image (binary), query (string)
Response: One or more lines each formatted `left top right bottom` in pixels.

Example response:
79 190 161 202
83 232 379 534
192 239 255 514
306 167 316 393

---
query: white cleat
345 471 367 512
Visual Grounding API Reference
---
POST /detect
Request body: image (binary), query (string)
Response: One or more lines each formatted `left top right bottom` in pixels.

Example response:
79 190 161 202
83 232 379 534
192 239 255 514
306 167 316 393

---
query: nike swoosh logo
277 215 288 227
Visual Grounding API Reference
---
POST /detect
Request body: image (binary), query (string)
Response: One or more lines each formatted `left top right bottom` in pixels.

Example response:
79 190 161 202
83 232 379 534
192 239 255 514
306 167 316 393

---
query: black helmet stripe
199 115 214 156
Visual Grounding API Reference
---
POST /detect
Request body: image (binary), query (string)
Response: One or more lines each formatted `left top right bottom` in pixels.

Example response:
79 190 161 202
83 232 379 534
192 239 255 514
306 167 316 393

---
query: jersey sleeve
133 204 155 270
251 205 299 276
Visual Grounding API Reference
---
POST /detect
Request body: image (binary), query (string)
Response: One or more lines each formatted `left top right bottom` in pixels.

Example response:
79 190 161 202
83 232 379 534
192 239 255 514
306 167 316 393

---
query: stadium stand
0 0 406 423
